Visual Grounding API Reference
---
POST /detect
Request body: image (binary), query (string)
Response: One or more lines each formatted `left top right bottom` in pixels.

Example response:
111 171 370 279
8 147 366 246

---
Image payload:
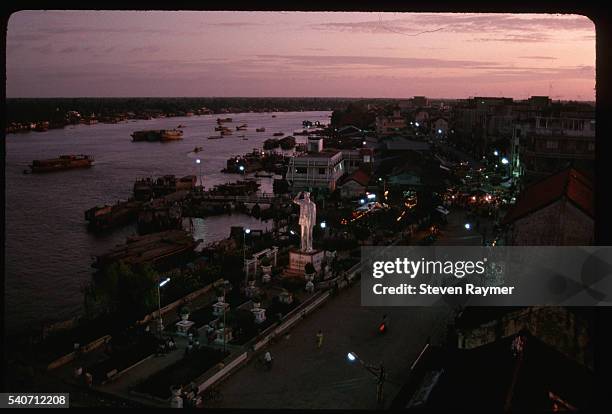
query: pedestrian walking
316 330 324 349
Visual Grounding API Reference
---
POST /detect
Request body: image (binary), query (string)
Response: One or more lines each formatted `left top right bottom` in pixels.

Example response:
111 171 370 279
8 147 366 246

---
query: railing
194 193 281 203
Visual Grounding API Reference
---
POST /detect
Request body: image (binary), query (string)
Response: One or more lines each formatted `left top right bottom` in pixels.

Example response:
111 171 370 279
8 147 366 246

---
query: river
5 110 331 334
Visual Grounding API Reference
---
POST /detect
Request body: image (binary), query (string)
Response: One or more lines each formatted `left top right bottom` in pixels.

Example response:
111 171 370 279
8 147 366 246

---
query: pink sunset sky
6 11 595 100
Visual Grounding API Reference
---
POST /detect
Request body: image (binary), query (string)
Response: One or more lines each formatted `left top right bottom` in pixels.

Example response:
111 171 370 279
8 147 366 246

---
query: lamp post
157 277 171 337
195 158 202 188
347 352 386 404
243 228 251 288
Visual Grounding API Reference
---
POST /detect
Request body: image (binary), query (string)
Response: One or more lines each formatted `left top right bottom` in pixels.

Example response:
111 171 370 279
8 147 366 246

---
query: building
286 138 344 192
411 96 429 107
392 331 593 411
336 168 371 198
515 115 595 179
502 168 594 245
341 148 374 174
432 117 449 135
454 306 593 369
376 107 407 136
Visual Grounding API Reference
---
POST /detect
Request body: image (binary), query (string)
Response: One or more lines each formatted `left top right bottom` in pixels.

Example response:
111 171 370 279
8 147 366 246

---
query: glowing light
437 129 442 134
415 122 420 127
245 228 251 234
465 223 472 230
159 278 171 287
289 230 295 235
320 221 327 229
501 157 509 165
239 165 245 171
493 150 499 156
359 199 365 204
196 159 201 164
367 194 376 200
347 352 357 362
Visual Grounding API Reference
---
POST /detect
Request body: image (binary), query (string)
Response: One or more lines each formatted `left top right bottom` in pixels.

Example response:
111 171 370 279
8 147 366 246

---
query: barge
85 199 142 231
131 129 183 142
28 154 94 173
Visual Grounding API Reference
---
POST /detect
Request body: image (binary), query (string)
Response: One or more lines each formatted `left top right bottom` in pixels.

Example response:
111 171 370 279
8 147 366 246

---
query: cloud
208 22 264 27
471 33 552 43
518 56 558 60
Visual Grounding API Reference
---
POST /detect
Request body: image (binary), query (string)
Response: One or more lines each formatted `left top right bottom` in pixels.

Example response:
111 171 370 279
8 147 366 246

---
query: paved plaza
213 282 452 409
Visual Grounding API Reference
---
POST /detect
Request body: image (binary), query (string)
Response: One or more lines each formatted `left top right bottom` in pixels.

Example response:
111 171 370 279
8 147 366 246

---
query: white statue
293 191 317 252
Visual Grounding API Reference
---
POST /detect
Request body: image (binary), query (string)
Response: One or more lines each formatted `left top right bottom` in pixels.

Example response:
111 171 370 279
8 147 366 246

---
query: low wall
138 278 224 325
196 352 248 393
47 334 112 371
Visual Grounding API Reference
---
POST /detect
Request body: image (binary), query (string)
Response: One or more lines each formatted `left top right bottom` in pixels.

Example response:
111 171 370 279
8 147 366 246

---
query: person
263 351 273 370
316 330 324 349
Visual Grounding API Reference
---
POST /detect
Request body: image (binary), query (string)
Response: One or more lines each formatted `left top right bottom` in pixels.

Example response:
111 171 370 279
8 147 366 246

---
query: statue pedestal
283 249 324 278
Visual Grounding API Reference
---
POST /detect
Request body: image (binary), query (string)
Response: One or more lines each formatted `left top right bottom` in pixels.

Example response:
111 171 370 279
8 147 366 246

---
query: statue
293 191 317 252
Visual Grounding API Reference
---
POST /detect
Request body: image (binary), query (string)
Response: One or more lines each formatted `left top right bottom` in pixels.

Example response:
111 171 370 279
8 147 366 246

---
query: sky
6 11 596 100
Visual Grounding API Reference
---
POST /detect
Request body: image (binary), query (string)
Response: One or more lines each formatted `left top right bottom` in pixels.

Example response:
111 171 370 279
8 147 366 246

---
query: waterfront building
287 138 344 192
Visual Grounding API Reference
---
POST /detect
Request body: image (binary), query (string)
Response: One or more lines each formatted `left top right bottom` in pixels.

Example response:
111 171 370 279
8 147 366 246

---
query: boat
217 117 232 123
29 154 94 173
236 124 248 131
273 132 284 136
131 129 183 142
177 124 186 128
272 115 276 118
208 135 224 140
85 199 142 232
193 146 204 153
215 126 224 131
256 127 266 132
242 137 249 140
221 129 233 136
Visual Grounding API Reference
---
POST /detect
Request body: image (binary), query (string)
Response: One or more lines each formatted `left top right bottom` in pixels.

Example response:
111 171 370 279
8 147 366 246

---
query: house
337 125 363 138
502 167 594 245
432 117 449 135
376 107 406 136
337 168 371 198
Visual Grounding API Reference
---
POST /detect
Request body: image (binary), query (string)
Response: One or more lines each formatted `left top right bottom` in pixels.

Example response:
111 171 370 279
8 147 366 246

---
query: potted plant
215 287 225 303
179 305 190 321
252 294 262 309
260 256 272 274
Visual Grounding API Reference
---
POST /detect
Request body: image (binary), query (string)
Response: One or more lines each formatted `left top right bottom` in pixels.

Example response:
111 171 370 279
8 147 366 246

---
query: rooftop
501 167 593 225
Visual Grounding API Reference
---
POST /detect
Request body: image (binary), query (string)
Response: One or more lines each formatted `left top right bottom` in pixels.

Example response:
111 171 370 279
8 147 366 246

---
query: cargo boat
85 199 142 231
217 117 232 123
131 129 183 142
28 154 94 173
236 124 248 130
256 127 266 132
93 229 197 270
134 175 196 201
273 132 284 136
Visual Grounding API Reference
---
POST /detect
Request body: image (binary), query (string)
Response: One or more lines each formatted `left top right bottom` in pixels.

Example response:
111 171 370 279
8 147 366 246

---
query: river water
5 110 331 334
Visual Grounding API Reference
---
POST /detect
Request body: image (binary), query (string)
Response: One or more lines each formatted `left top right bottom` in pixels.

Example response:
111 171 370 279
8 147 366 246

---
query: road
212 283 451 409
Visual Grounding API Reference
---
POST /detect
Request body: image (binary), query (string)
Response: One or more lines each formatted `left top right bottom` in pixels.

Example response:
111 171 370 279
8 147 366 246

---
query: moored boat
29 154 94 173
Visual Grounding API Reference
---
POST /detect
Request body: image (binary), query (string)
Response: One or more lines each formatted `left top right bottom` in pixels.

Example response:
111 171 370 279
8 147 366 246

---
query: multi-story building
286 138 344 192
376 107 406 136
515 115 595 180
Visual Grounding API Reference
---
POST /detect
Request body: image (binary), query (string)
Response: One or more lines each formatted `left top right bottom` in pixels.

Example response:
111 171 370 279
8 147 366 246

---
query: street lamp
346 351 386 404
501 157 509 165
465 223 472 230
320 221 327 229
157 277 171 337
195 158 202 188
493 150 499 156
243 228 251 287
